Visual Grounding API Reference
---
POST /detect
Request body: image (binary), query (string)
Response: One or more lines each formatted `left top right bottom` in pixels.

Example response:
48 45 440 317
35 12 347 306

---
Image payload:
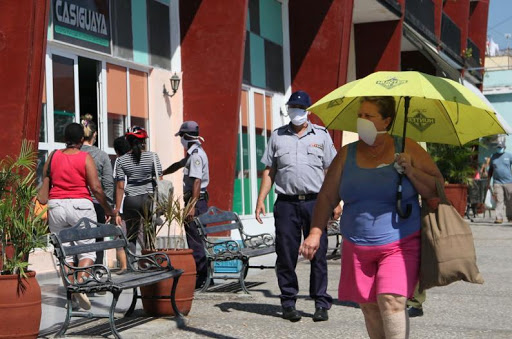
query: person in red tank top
41 123 115 310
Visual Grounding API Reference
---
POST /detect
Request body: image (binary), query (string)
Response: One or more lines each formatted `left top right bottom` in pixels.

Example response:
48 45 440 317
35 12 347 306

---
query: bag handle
434 179 450 205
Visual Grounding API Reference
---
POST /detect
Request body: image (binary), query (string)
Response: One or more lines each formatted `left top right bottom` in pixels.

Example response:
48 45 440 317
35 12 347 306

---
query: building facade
1 1 490 262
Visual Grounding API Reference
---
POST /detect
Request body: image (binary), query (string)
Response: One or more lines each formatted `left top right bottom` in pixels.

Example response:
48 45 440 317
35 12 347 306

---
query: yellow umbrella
309 71 509 146
308 71 510 218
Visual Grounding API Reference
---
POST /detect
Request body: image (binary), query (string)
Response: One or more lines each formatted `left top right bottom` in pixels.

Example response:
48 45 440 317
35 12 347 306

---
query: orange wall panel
107 63 127 116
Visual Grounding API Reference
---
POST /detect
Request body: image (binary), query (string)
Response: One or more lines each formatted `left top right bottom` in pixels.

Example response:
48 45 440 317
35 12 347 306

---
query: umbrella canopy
309 71 509 146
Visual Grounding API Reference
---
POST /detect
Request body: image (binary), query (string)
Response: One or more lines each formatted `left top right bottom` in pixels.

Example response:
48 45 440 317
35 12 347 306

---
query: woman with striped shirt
114 127 162 253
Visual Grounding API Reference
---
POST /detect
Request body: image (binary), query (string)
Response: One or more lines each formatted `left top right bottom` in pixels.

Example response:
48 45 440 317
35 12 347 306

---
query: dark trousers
93 203 105 265
185 199 208 283
273 198 332 309
123 194 152 253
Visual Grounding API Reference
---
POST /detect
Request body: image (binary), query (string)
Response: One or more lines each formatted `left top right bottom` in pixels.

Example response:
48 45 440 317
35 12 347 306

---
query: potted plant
139 194 197 316
0 140 49 338
427 141 479 216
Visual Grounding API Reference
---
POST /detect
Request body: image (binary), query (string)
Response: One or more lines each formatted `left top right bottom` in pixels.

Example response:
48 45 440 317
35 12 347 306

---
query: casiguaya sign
53 0 111 53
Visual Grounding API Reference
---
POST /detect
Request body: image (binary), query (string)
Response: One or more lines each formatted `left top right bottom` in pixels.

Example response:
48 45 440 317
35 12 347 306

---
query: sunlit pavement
37 215 512 338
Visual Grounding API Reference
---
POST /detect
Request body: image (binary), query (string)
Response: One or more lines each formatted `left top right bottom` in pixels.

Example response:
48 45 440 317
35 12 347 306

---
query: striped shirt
115 151 162 197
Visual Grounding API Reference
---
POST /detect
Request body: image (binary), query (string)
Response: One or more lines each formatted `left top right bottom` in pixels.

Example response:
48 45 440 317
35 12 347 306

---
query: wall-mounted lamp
163 72 181 97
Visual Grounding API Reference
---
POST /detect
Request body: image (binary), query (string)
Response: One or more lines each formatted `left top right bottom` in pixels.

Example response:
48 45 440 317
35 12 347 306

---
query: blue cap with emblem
286 90 311 108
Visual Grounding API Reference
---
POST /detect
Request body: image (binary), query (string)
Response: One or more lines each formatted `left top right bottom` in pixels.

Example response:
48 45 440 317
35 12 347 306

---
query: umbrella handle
396 183 412 219
396 198 412 219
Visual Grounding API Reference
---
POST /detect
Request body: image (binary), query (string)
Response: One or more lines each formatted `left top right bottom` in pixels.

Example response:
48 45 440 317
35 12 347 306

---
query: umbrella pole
397 96 412 219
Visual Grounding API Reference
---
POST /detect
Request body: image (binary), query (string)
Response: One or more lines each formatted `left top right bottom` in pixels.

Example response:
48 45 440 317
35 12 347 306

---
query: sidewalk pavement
37 215 512 338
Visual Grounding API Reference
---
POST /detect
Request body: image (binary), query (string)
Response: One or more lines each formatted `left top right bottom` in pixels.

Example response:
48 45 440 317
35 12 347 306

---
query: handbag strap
46 150 56 181
435 179 450 205
152 152 160 188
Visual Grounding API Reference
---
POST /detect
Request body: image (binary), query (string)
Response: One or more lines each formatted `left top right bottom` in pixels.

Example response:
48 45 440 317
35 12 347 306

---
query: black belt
277 193 318 202
184 191 209 202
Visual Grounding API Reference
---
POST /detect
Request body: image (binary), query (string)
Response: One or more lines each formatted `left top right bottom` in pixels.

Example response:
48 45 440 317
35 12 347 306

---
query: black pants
185 199 208 284
273 198 332 309
93 203 105 265
122 194 153 253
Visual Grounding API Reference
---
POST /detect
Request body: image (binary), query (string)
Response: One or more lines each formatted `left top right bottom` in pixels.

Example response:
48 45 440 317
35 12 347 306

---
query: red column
468 0 489 71
0 0 50 159
354 19 402 78
288 0 354 149
180 0 248 211
443 0 470 56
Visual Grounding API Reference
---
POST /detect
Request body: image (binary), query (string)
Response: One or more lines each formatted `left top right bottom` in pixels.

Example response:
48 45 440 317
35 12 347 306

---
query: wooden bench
49 218 184 339
194 206 275 293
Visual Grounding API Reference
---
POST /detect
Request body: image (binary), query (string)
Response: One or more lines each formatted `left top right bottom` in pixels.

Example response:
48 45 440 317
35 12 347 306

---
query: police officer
255 90 341 322
163 121 210 288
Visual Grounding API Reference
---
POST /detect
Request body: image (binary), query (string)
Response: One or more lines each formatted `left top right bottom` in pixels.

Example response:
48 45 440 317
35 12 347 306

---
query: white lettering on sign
55 0 108 36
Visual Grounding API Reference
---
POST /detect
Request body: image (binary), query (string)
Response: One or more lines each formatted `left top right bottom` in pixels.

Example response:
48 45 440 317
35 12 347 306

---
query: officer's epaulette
191 149 199 154
312 124 328 133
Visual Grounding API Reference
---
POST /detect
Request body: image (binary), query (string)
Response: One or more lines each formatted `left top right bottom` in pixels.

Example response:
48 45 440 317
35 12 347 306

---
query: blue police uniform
261 122 336 310
181 142 210 285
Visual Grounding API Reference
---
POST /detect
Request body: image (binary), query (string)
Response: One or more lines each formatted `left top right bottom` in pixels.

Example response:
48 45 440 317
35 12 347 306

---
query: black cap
175 121 199 136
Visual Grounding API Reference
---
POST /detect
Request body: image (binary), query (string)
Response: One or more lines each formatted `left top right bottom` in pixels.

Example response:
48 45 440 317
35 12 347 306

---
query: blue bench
194 206 275 293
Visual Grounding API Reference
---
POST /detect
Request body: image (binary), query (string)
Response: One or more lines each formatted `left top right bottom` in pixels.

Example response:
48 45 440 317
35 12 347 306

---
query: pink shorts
338 231 420 304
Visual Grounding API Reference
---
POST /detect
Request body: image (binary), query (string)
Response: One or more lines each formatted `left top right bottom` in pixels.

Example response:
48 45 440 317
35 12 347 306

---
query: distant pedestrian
486 141 512 224
115 127 162 254
44 122 115 310
162 121 210 289
300 96 442 337
81 114 114 267
255 90 340 322
112 136 131 273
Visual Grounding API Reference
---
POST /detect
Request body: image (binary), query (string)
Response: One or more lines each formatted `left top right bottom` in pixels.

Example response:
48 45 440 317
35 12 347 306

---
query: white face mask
288 108 308 126
357 118 387 146
181 137 189 149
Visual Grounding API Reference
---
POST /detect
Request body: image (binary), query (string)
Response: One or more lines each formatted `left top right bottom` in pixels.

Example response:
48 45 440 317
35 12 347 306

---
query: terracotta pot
0 271 42 339
444 183 468 217
140 248 196 316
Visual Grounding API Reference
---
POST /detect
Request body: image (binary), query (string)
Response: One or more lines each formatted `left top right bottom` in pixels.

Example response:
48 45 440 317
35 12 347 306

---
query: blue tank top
339 137 420 246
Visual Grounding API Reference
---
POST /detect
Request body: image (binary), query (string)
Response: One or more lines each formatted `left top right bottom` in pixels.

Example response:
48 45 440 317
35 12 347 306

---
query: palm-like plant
428 141 479 185
141 194 197 251
0 140 48 276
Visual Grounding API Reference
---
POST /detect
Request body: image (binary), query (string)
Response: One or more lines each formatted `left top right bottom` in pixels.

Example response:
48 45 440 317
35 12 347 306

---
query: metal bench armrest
242 232 275 249
60 263 113 287
131 251 173 271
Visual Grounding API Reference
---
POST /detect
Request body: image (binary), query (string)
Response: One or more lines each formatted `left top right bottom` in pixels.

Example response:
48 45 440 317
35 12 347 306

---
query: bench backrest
50 218 128 260
194 206 246 251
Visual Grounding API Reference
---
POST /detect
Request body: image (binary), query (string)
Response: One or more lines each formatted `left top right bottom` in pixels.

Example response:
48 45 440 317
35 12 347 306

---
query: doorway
78 57 101 147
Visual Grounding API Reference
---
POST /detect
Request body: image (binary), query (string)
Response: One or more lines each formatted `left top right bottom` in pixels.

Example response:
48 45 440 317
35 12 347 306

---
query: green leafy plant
141 194 197 251
0 140 48 276
427 141 479 185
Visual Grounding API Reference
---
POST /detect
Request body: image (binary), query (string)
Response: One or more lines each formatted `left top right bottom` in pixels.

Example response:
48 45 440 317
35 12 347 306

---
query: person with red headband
114 126 162 254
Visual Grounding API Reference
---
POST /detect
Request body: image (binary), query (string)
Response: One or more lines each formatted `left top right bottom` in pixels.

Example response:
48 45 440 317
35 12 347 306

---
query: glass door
38 51 80 182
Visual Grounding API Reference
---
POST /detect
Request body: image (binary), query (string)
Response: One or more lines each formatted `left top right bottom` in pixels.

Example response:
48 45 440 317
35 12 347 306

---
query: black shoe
282 306 302 322
313 307 329 322
408 307 424 318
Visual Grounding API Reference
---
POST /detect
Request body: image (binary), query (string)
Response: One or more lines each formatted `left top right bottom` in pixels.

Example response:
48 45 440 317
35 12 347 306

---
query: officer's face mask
180 136 189 149
357 118 387 146
288 107 308 126
497 147 505 154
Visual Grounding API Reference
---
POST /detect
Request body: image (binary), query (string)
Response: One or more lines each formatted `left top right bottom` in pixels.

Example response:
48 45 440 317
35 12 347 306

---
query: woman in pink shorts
301 97 442 338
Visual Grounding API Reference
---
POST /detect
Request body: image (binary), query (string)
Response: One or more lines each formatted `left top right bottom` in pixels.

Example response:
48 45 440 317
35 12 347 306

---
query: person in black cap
163 121 210 289
255 90 341 322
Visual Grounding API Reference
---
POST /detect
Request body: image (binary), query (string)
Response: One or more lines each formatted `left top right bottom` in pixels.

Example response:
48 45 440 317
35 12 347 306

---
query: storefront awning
402 23 462 81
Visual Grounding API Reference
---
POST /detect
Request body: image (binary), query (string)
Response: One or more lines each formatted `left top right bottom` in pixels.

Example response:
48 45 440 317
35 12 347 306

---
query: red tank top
49 150 92 201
